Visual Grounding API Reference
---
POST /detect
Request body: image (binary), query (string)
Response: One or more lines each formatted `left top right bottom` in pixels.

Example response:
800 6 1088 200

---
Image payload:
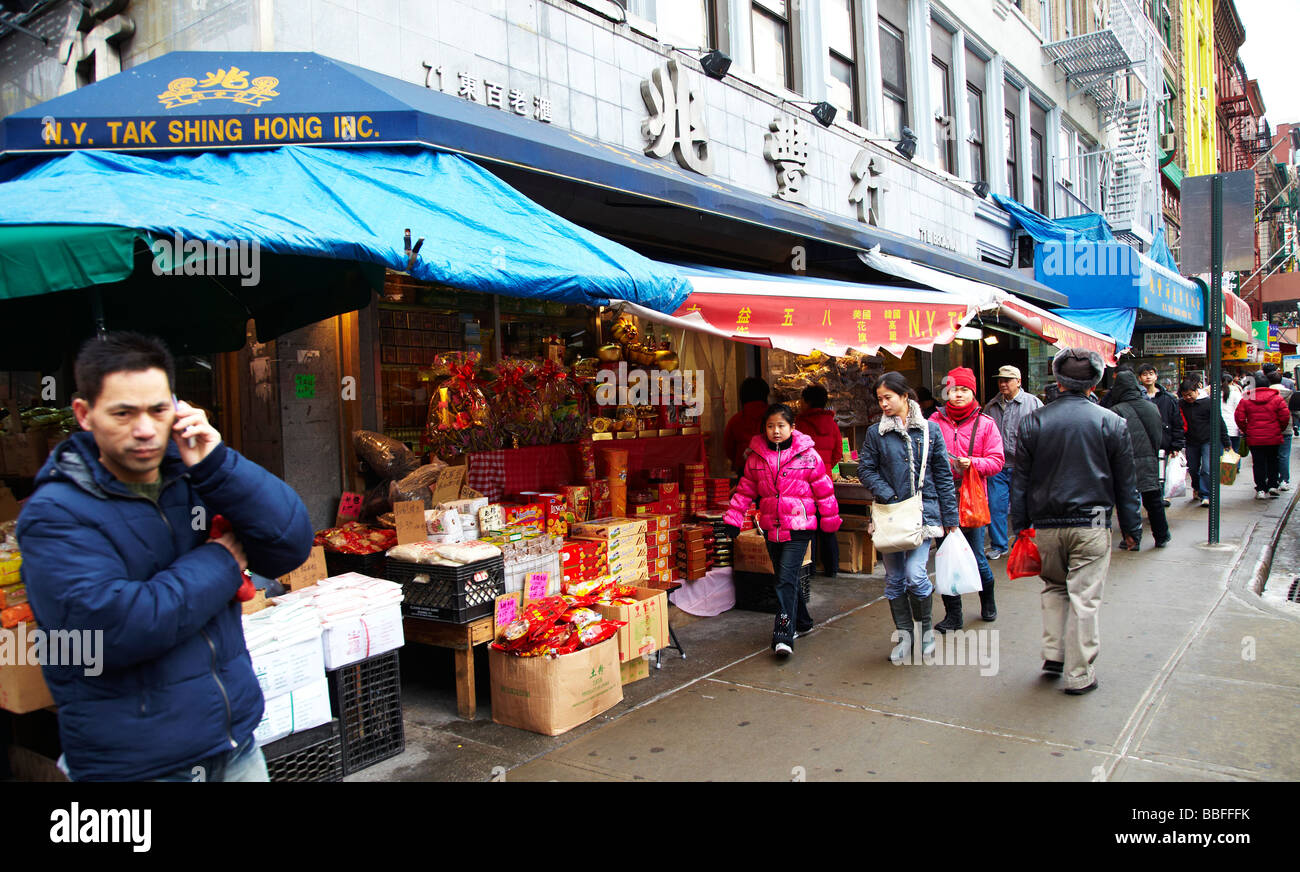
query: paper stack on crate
243 601 331 746
272 573 406 669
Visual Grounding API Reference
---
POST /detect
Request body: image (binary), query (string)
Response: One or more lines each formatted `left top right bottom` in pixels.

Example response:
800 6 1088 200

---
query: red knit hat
947 367 978 394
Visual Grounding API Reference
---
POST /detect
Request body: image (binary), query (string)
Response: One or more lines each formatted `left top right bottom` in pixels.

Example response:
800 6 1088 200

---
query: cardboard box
620 656 650 686
570 517 648 539
0 661 54 714
594 586 668 663
489 636 623 736
656 482 679 499
836 531 864 574
642 514 674 532
733 529 811 574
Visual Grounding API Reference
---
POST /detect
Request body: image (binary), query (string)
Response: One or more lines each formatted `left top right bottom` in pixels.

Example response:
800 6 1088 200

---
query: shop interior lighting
894 127 918 161
983 334 999 345
955 325 982 341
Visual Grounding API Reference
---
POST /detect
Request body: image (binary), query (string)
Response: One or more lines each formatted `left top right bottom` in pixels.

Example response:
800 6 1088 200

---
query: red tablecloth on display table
465 434 708 501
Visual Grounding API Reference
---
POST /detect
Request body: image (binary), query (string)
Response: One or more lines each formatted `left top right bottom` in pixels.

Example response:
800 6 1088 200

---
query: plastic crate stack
261 720 344 783
386 554 507 623
328 649 405 775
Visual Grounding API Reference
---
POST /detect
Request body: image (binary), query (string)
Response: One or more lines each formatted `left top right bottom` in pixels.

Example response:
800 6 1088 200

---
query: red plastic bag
958 466 991 528
1007 529 1042 580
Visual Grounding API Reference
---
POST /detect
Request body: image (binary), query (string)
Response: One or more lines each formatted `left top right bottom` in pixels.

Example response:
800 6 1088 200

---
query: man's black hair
739 376 770 406
1267 370 1283 386
801 384 829 408
75 332 176 405
1178 378 1200 395
1137 363 1158 376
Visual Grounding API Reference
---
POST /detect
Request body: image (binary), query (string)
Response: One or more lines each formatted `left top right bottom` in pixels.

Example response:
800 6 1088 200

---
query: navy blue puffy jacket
17 432 312 781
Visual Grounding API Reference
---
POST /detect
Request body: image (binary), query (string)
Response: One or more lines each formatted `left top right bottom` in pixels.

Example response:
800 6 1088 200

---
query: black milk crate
262 719 343 783
731 564 813 614
323 550 387 579
385 555 505 623
327 650 405 775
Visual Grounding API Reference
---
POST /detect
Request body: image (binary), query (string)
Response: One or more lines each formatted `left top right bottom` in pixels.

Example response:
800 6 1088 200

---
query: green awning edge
0 224 147 301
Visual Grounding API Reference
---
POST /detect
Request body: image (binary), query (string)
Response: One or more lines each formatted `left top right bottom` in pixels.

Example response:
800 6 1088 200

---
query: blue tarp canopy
991 193 1115 243
0 50 1066 307
990 194 1202 341
0 145 691 313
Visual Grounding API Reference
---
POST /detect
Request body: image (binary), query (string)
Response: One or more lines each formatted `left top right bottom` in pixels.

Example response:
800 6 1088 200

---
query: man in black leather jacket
1011 348 1142 696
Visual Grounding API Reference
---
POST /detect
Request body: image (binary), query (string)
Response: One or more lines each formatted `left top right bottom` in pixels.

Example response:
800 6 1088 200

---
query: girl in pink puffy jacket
724 404 841 657
931 367 1005 632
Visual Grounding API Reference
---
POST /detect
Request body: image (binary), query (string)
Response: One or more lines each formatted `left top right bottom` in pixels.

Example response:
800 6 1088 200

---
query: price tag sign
524 572 550 601
494 592 521 639
393 500 426 545
461 486 485 500
278 546 328 590
336 491 363 525
432 465 466 505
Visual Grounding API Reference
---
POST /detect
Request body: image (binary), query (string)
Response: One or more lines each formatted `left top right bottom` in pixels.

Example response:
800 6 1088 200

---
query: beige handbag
870 422 930 554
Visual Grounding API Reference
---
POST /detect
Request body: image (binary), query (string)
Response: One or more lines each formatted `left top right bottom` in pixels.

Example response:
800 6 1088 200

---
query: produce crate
262 719 343 783
323 550 387 579
385 555 505 623
327 650 404 775
731 564 813 614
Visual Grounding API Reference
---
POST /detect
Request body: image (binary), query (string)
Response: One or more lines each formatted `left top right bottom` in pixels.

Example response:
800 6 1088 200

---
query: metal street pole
1208 175 1224 545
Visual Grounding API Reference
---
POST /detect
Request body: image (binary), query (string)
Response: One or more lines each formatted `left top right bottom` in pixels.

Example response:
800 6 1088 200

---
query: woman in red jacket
795 384 844 576
1235 371 1292 499
931 367 1005 629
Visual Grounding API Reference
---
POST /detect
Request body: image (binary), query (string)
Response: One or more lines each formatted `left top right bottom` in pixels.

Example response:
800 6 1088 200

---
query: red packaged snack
561 607 603 628
578 439 598 480
576 619 625 648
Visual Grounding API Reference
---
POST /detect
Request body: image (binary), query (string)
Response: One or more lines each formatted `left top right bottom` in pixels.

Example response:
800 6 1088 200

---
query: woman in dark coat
1108 370 1169 549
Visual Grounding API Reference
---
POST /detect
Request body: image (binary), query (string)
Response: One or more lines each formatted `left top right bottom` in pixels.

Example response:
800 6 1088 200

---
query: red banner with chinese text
999 299 1119 366
669 293 976 358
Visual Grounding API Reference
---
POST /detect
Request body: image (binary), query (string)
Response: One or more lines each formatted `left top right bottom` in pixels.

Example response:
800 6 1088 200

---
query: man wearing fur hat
1010 348 1142 696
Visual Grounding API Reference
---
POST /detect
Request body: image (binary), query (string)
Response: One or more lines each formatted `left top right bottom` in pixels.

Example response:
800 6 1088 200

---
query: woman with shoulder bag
858 372 960 664
932 367 1005 630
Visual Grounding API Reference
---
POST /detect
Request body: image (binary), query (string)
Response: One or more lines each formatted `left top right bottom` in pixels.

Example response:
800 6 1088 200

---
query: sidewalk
358 452 1300 782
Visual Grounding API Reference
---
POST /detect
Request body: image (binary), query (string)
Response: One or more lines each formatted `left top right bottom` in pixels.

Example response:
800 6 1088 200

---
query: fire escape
1043 0 1159 243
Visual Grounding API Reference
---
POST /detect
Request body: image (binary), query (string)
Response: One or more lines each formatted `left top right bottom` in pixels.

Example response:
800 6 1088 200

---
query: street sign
1182 171 1256 273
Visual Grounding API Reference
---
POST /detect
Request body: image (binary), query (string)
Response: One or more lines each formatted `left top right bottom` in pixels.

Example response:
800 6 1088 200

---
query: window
825 0 857 123
879 19 907 140
967 85 986 182
931 58 954 172
1059 126 1073 185
752 0 791 90
657 0 715 52
965 48 988 182
1030 100 1047 214
1004 112 1019 200
930 24 955 173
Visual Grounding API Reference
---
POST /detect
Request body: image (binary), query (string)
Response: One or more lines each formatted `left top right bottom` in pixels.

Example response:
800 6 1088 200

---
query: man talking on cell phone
17 332 313 781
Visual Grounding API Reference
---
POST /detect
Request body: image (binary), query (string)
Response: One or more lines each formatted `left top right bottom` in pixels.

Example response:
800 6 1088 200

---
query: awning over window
860 246 1121 365
618 263 982 358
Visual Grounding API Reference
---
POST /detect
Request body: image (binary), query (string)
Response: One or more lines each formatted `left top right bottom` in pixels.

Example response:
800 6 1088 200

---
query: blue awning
990 193 1115 243
1032 239 1203 329
0 145 691 312
0 50 1066 307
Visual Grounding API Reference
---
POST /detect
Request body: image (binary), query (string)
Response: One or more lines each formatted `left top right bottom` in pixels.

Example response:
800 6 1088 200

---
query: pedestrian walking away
1178 378 1230 507
1266 370 1293 491
1236 370 1291 499
16 332 314 781
982 365 1042 558
1108 370 1170 548
933 367 1005 631
1010 348 1142 695
858 372 959 664
724 404 841 657
795 384 844 577
1222 373 1243 459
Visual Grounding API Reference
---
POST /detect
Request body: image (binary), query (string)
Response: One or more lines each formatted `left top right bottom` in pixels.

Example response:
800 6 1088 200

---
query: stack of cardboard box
681 463 707 515
835 515 875 574
570 517 648 585
676 523 714 580
641 513 678 587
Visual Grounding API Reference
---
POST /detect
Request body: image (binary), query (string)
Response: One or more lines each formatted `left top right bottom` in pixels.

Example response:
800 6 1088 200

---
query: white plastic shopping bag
935 532 982 596
1163 453 1188 500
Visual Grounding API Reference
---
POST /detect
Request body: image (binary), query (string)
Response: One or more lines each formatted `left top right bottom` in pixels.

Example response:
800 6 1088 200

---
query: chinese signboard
641 59 713 175
1143 331 1208 356
999 299 1119 366
1222 337 1249 361
764 116 808 203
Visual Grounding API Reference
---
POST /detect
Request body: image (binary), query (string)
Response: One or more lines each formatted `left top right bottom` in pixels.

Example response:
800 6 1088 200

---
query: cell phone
172 394 196 448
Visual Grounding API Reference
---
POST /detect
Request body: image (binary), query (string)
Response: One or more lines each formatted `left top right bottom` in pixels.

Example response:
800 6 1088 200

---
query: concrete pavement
356 451 1300 782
